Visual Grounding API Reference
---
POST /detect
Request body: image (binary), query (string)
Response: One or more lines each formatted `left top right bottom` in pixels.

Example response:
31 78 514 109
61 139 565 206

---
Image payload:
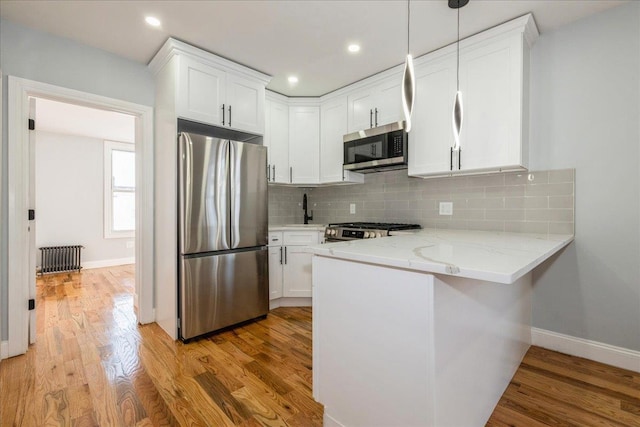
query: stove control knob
376 232 383 238
330 229 336 236
363 231 371 238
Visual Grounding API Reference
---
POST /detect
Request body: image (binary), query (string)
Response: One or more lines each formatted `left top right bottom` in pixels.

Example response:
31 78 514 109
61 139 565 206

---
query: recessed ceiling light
348 44 361 53
145 16 161 27
288 76 299 84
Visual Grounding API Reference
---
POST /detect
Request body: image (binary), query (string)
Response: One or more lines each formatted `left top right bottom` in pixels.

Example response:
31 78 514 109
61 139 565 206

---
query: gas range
324 222 421 242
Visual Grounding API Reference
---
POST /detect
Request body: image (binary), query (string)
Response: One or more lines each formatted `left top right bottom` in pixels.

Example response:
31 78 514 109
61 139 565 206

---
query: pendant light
402 0 415 132
449 0 468 151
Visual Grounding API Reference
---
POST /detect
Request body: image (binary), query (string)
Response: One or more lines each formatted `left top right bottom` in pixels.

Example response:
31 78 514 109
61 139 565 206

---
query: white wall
35 130 134 266
0 18 154 339
529 1 640 351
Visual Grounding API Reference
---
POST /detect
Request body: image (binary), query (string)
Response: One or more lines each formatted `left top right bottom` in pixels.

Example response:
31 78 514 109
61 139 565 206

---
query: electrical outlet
350 203 356 214
439 202 453 216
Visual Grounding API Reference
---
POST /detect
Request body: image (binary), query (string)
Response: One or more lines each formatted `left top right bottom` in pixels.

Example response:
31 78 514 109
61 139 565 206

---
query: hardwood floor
0 266 322 426
487 346 640 427
1 265 638 426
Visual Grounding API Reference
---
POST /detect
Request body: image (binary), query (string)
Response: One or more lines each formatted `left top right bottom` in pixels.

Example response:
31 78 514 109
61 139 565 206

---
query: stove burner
325 222 421 241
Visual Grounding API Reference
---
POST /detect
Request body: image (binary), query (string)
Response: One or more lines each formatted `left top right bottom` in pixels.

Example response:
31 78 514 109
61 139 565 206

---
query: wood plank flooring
1 265 638 426
0 266 321 426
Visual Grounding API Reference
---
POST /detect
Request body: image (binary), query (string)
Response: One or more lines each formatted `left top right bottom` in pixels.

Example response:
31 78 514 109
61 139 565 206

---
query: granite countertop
304 229 574 284
269 224 327 232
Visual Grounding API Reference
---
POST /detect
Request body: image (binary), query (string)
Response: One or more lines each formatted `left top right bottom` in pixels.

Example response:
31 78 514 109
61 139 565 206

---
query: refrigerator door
180 248 269 340
229 141 268 249
179 133 230 254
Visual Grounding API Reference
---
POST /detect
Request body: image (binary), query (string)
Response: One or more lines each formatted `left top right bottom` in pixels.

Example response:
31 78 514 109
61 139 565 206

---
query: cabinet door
283 246 313 298
226 73 266 135
347 88 376 133
320 97 348 183
289 106 320 184
177 56 226 126
374 75 404 127
268 246 283 300
265 99 290 183
409 54 457 177
459 35 523 172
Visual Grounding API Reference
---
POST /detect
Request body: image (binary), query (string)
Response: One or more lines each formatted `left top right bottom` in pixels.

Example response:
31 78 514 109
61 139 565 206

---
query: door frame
6 76 155 358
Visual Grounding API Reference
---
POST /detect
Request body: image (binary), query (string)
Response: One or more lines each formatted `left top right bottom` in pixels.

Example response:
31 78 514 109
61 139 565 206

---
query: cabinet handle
458 148 462 170
222 104 225 125
375 107 378 127
272 165 275 182
284 246 287 264
450 147 453 171
289 166 292 183
228 105 232 127
267 163 271 180
279 246 283 265
369 109 373 128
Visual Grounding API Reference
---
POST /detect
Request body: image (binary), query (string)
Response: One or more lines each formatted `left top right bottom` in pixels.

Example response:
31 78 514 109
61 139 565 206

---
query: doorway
5 77 154 358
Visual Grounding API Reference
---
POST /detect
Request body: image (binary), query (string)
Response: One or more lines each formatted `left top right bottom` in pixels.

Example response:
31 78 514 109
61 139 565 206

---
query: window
104 140 135 238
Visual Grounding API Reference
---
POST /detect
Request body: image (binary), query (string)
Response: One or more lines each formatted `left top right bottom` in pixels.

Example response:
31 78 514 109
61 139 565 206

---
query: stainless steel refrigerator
178 129 268 340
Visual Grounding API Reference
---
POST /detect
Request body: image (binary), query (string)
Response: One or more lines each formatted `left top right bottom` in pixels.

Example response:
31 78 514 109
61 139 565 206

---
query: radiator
39 245 84 275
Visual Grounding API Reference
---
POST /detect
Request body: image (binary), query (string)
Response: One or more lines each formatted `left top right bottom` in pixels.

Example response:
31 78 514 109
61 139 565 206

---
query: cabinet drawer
268 232 283 246
283 231 319 246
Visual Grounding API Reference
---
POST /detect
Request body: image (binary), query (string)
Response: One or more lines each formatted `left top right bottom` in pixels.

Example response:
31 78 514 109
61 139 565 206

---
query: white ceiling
35 98 136 143
1 0 627 96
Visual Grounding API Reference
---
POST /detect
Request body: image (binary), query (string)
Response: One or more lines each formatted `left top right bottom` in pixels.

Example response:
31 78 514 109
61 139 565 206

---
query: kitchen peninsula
308 230 573 427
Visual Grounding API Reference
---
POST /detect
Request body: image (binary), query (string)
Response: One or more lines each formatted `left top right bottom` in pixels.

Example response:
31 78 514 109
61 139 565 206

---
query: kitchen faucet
303 193 313 224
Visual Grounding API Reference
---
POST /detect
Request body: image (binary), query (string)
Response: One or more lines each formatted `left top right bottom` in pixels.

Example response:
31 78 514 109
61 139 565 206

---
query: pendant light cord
456 5 460 91
407 0 411 55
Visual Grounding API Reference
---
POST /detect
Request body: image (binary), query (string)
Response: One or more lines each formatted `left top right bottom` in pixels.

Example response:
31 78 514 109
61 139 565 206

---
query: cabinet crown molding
148 37 272 85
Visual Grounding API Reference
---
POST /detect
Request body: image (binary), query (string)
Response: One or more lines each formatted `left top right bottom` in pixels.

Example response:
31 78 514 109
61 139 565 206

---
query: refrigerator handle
226 140 234 249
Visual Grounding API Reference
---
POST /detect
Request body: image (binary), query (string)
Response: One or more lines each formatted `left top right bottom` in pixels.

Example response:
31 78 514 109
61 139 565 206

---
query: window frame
104 140 135 239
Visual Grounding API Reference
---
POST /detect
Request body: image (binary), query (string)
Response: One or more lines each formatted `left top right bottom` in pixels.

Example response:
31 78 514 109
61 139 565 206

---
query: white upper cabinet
409 14 538 178
320 96 364 184
151 38 270 135
347 73 404 133
289 104 320 184
177 56 226 127
265 94 290 183
225 73 266 135
408 52 457 176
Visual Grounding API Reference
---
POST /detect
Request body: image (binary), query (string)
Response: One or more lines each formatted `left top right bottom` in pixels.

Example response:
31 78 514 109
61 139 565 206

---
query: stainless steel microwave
343 121 408 173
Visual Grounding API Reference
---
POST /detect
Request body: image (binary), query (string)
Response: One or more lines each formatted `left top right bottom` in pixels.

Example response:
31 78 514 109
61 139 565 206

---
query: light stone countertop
269 224 327 232
304 229 574 284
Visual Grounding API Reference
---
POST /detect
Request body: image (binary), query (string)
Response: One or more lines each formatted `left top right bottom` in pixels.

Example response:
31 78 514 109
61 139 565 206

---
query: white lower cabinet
269 231 320 304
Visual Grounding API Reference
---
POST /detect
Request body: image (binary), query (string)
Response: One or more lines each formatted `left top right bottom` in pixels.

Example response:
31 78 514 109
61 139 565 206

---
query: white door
320 96 348 183
266 99 290 183
347 88 376 133
283 246 313 298
289 106 320 184
28 97 37 344
409 54 457 177
268 246 283 300
375 75 404 127
177 56 226 126
459 35 522 172
226 73 265 135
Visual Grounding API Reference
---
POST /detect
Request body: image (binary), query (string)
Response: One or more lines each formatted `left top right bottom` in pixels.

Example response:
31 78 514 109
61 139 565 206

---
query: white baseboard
1 341 8 360
531 327 640 373
269 297 312 310
82 257 135 270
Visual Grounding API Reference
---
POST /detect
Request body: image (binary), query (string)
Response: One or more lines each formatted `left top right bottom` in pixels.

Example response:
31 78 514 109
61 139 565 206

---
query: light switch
350 203 356 214
439 202 453 216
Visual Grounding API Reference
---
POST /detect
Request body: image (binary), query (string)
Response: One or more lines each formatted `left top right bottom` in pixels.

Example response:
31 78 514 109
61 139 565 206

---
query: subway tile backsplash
268 168 575 235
